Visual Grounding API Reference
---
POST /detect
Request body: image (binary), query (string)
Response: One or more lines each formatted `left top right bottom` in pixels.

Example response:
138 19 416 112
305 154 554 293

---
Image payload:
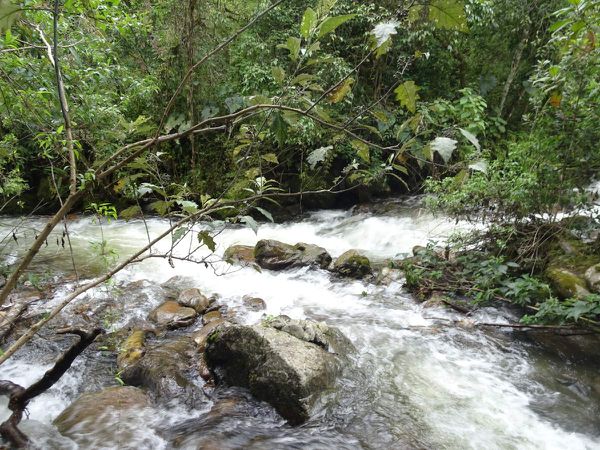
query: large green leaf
300 7 318 39
430 137 457 163
429 0 468 32
271 113 288 148
0 0 19 32
277 37 301 61
394 81 420 113
317 14 356 38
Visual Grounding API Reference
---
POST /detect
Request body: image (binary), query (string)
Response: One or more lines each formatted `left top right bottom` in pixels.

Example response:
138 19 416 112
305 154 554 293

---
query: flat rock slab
148 300 197 329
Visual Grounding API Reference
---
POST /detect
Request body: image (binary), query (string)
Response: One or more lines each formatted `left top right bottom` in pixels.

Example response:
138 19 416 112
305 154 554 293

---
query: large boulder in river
120 337 204 406
545 267 590 299
333 250 371 279
254 240 331 271
205 318 349 425
54 386 151 446
584 263 600 293
148 301 197 329
223 245 255 266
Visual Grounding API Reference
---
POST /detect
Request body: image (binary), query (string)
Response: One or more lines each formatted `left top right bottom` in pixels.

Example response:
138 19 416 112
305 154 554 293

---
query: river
1 198 599 449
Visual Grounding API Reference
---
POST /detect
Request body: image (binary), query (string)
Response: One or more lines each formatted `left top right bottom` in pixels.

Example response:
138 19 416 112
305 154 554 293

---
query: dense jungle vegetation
0 0 599 334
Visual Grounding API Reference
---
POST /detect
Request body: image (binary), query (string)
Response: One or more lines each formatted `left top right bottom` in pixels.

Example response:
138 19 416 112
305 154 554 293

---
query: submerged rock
254 240 331 271
54 386 151 445
203 310 223 325
545 267 590 299
120 337 204 406
242 296 267 311
584 263 600 293
223 245 255 266
205 319 349 425
148 301 197 329
376 267 404 286
333 250 372 278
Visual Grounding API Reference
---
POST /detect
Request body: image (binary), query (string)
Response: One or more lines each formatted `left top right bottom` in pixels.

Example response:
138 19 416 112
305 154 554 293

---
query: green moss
545 267 589 299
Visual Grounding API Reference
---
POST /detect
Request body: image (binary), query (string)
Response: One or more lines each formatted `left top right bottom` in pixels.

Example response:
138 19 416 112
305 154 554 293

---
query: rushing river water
1 199 599 449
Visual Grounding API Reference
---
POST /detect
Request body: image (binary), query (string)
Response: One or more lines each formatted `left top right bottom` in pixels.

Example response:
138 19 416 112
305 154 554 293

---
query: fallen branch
0 327 103 448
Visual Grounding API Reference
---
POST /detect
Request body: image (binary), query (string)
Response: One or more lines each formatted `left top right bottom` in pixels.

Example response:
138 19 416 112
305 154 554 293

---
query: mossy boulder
254 240 331 271
205 319 349 425
584 263 600 293
223 245 256 266
545 267 590 299
332 250 372 279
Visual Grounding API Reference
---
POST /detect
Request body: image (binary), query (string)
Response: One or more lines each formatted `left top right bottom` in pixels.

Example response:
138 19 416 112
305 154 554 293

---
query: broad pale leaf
459 128 480 151
352 140 370 163
254 206 274 222
300 7 318 39
429 0 468 32
241 215 259 234
431 137 457 163
271 66 286 84
277 37 301 61
172 227 187 244
394 81 420 113
317 14 356 38
468 159 488 173
371 21 399 47
307 145 333 169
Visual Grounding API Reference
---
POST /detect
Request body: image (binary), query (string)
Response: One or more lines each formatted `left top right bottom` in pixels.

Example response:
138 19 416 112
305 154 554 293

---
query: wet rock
161 275 196 299
254 240 331 271
422 292 447 308
205 320 348 425
376 267 403 286
0 274 5 288
265 315 354 354
333 250 371 279
54 386 151 445
148 301 197 329
527 331 600 365
194 319 229 352
203 310 223 325
242 296 267 311
412 245 427 256
117 329 147 370
178 288 211 314
223 245 255 266
584 263 600 293
545 267 590 299
120 337 203 406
